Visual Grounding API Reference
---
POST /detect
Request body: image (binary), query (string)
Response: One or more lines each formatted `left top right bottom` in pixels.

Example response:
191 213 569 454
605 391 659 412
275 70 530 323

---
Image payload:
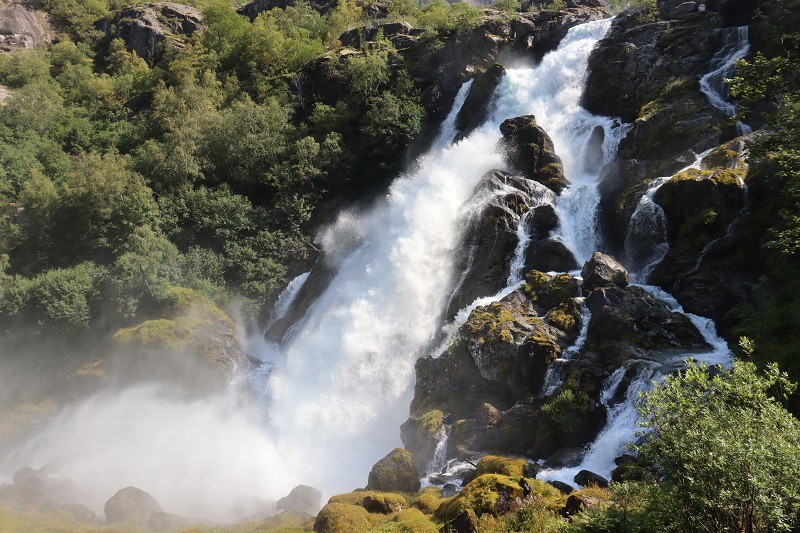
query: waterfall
260 18 619 495
699 26 751 135
625 151 709 283
538 285 732 485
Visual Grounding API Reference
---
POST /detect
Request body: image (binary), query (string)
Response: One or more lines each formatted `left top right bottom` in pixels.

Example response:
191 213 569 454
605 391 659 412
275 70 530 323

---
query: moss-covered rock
329 491 407 514
366 449 421 494
382 508 438 533
400 410 444 475
498 116 569 193
475 456 528 477
313 502 371 533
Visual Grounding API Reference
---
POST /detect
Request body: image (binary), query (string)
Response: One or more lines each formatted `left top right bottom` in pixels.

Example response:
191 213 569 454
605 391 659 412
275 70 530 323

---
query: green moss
410 487 445 515
436 475 564 523
329 492 408 512
545 301 580 333
314 503 372 533
419 410 444 436
465 304 515 344
475 456 528 477
369 508 438 532
113 316 211 349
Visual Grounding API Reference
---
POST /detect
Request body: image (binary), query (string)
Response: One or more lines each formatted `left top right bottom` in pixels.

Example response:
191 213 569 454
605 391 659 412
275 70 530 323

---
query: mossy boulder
475 456 528 477
112 289 252 388
329 491 407 514
366 449 421 493
523 270 580 309
436 474 562 523
382 508 438 532
313 502 371 533
277 485 322 517
498 116 569 193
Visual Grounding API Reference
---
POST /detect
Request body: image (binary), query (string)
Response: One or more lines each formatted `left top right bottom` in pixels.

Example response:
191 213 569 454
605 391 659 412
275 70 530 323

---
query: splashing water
699 26 752 135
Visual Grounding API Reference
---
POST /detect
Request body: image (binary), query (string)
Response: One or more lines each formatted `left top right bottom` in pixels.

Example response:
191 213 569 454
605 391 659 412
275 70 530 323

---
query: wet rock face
455 64 506 136
446 170 556 318
498 115 569 193
96 2 204 61
0 1 53 51
584 285 710 362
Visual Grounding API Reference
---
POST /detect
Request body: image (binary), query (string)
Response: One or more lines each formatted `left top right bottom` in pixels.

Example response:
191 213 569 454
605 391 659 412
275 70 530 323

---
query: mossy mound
410 487 446 515
366 448 421 493
314 502 372 533
329 491 407 513
436 474 563 523
475 456 528 477
381 508 438 533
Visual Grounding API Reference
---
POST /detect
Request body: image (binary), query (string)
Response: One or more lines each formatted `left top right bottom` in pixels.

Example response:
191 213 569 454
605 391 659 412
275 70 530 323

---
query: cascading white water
263 18 620 495
268 272 310 328
699 26 751 135
625 151 711 283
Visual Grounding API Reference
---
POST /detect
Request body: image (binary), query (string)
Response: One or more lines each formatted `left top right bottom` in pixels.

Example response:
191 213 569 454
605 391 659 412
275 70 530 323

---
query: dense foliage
0 0 487 334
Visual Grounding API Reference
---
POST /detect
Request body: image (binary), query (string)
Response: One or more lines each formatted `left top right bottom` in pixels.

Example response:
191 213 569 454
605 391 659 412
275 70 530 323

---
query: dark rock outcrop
574 469 609 488
446 169 556 317
366 448 421 493
104 486 163 524
455 63 506 136
580 252 629 292
0 0 53 51
498 115 569 193
96 2 204 61
584 284 710 363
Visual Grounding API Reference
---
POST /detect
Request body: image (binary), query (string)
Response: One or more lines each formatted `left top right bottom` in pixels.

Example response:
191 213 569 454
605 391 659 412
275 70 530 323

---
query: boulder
329 491 407 513
475 403 502 426
475 456 528 477
61 503 96 522
562 493 599 518
314 502 370 533
0 0 53 51
580 252 629 292
96 2 204 61
524 239 579 273
573 469 609 488
276 485 322 516
366 448 421 493
498 116 569 193
547 480 574 495
104 486 163 524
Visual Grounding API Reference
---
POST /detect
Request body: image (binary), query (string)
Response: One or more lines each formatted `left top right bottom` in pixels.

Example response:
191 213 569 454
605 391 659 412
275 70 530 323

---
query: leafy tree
634 361 800 532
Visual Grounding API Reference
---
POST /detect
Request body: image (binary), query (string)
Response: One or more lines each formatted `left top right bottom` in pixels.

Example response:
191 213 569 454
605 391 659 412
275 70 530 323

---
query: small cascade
539 300 591 397
267 271 310 328
699 26 751 135
424 427 451 480
625 151 709 283
431 79 475 152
